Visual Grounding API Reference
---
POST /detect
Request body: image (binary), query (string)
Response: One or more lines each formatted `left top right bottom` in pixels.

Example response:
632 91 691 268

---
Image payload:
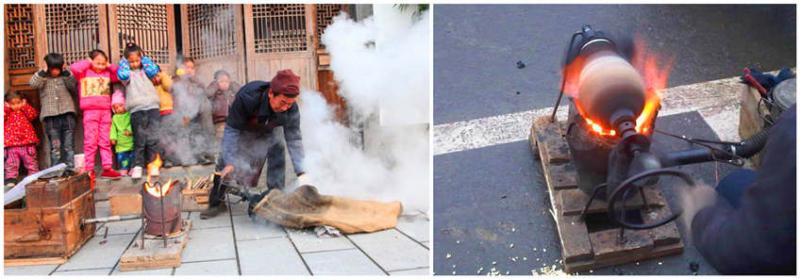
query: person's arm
116 59 130 83
109 119 119 145
69 60 91 80
205 81 220 99
159 72 173 91
29 70 47 89
221 124 241 168
691 106 797 274
63 71 78 95
21 102 37 121
284 106 305 175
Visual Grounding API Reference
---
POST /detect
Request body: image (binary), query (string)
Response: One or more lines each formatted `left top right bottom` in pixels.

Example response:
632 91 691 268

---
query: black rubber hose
607 168 696 230
660 128 770 167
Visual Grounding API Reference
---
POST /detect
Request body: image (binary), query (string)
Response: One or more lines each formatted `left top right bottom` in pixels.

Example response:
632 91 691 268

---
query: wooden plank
531 115 684 274
4 256 66 266
118 220 192 271
109 186 142 216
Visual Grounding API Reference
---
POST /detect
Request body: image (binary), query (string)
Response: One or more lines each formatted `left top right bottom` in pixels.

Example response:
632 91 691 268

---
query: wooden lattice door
180 4 246 85
244 4 317 89
108 4 177 72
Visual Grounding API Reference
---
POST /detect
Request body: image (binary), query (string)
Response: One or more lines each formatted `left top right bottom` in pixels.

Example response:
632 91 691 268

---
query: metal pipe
81 214 142 225
158 181 167 248
660 128 770 167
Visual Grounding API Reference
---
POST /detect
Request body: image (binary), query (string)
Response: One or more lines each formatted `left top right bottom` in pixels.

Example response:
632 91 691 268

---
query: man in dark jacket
691 105 796 274
201 69 306 219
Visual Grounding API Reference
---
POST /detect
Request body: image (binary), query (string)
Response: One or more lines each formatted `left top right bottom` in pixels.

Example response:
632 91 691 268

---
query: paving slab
111 265 173 276
232 215 286 241
51 268 112 275
389 267 431 275
174 259 238 275
302 249 385 275
3 264 58 275
396 215 431 243
237 237 309 275
182 227 236 263
286 229 354 253
57 234 134 271
348 229 430 272
187 210 232 230
227 199 249 216
95 200 111 218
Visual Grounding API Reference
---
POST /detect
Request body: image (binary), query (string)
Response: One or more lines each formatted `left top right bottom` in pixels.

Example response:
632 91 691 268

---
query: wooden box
25 173 91 208
4 190 96 265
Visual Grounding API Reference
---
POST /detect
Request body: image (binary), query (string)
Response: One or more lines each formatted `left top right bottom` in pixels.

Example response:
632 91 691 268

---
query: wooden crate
25 173 91 208
4 188 96 265
530 116 683 273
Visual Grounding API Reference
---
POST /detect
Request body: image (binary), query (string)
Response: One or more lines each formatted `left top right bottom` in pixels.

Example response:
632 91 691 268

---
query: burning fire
562 35 673 137
147 153 163 175
144 178 177 197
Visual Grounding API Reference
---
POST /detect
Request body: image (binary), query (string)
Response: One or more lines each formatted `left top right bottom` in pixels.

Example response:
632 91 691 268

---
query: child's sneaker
119 169 129 176
131 167 143 179
100 168 122 179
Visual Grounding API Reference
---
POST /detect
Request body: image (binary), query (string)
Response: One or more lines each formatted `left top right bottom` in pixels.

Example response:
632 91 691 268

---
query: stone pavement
5 187 430 276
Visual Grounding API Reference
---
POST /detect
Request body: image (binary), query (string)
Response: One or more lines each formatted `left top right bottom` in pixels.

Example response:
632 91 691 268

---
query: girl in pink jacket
70 49 122 179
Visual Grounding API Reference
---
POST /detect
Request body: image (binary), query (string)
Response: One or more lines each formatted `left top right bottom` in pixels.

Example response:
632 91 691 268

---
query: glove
117 58 131 81
142 56 159 79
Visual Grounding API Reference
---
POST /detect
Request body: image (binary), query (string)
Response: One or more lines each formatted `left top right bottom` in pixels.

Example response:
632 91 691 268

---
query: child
70 49 122 178
4 92 39 185
117 43 162 178
29 52 78 170
110 93 134 176
205 70 240 144
152 68 174 116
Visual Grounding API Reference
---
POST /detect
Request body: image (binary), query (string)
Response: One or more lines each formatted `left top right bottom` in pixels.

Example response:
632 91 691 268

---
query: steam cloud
296 7 431 214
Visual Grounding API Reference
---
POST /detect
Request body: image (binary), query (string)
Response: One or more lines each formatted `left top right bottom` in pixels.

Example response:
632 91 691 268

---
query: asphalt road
434 4 796 124
433 4 796 276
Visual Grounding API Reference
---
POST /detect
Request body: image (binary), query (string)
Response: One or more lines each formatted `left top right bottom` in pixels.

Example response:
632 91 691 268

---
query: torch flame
562 35 672 137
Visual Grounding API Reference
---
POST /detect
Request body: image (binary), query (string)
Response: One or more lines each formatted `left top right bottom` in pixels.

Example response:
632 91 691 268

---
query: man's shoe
199 204 227 219
130 167 143 179
100 168 122 179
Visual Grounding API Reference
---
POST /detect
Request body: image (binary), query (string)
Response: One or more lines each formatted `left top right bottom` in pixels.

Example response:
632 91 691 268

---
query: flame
562 35 672 137
147 153 162 175
144 178 176 197
631 36 672 136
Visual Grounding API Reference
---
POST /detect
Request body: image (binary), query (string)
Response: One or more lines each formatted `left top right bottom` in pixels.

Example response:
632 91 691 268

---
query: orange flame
144 178 176 197
562 35 672 137
147 153 162 175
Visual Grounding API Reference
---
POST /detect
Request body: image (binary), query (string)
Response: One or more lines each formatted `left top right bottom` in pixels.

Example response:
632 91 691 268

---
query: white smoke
297 6 430 214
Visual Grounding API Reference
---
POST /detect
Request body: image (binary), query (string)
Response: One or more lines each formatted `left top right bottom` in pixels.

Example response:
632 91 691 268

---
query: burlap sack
253 185 402 234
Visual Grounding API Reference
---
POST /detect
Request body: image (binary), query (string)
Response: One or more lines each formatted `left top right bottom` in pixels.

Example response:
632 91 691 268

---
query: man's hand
220 165 235 179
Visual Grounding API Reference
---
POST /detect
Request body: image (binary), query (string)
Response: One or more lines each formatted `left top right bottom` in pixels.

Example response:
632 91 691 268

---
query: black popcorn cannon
531 25 773 273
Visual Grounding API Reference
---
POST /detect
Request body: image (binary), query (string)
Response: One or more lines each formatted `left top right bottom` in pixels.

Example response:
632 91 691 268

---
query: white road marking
434 75 748 155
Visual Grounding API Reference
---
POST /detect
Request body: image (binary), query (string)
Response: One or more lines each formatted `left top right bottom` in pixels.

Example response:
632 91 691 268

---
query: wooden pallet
530 116 683 273
118 220 192 271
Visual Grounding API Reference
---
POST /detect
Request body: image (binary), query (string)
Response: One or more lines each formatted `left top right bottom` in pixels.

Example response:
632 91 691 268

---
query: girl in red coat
4 91 39 185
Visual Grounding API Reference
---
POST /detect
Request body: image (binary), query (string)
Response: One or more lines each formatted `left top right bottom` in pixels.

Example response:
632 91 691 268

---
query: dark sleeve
691 105 796 275
284 105 305 175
